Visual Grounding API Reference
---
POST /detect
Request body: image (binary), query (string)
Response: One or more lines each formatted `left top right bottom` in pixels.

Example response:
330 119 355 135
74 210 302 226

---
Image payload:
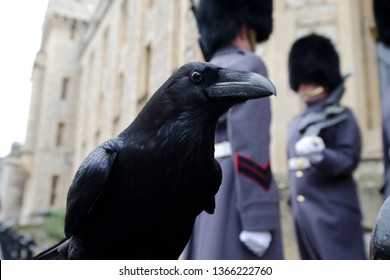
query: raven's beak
208 68 277 99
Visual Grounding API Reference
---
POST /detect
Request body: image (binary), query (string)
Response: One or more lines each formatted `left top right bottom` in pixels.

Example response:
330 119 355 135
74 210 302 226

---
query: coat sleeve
312 108 361 176
227 54 280 232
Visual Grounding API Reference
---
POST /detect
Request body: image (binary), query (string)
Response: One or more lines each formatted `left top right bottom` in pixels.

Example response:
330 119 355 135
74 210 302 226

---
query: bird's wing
64 140 119 237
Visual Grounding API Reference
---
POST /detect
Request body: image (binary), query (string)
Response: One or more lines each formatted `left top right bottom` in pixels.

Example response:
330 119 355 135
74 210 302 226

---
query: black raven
34 61 276 260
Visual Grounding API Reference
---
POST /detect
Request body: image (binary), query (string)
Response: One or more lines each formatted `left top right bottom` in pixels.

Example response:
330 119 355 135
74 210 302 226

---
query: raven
34 61 276 260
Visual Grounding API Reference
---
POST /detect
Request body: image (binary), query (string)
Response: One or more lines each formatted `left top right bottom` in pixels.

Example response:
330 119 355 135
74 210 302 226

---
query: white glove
295 135 325 163
239 231 272 257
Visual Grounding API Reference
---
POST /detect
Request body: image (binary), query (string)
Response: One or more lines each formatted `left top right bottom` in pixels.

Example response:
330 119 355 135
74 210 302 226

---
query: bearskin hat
374 0 390 46
288 34 342 93
196 0 273 57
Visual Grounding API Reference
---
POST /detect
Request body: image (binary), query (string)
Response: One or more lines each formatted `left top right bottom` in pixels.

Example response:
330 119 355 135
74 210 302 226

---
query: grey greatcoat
381 86 390 199
184 45 283 260
287 99 366 259
377 42 390 199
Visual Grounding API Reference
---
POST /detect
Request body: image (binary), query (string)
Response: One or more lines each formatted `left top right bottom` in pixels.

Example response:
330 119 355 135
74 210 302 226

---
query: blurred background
0 0 385 259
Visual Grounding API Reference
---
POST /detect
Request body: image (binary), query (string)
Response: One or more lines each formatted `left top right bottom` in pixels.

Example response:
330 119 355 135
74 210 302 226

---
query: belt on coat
214 141 232 159
288 156 311 170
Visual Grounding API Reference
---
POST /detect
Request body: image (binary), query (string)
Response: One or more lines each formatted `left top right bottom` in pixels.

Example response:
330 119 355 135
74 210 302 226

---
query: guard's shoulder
212 47 267 75
238 49 262 62
240 51 266 75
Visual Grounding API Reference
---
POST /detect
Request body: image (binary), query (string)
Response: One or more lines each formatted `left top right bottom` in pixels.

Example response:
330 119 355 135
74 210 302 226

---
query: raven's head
155 62 276 116
133 62 276 136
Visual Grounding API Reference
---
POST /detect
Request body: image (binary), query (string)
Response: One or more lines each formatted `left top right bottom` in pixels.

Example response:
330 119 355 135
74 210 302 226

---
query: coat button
297 195 306 202
295 170 303 178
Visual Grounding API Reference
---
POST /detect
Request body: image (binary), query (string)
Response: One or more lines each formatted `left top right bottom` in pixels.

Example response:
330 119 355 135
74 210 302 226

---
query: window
95 130 101 146
97 91 104 128
102 29 109 70
70 20 77 39
113 73 124 135
171 0 181 71
113 73 124 117
56 122 65 146
112 116 120 136
61 77 69 100
50 175 59 206
118 0 128 46
137 44 151 112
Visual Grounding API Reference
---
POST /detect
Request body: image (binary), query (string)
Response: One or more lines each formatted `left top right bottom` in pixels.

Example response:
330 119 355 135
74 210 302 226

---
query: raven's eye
190 71 202 83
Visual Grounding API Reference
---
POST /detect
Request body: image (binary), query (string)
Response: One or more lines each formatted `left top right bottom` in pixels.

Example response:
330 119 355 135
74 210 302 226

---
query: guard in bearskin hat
184 0 283 260
192 0 272 61
374 0 390 200
286 34 366 259
288 34 343 97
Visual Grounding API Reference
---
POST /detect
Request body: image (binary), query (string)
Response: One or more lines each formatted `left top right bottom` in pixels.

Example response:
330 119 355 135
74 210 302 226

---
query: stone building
17 0 100 224
0 143 25 222
0 0 384 235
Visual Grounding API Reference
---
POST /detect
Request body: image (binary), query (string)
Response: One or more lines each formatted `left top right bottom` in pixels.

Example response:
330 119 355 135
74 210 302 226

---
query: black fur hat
196 0 273 57
288 34 342 93
373 0 390 46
